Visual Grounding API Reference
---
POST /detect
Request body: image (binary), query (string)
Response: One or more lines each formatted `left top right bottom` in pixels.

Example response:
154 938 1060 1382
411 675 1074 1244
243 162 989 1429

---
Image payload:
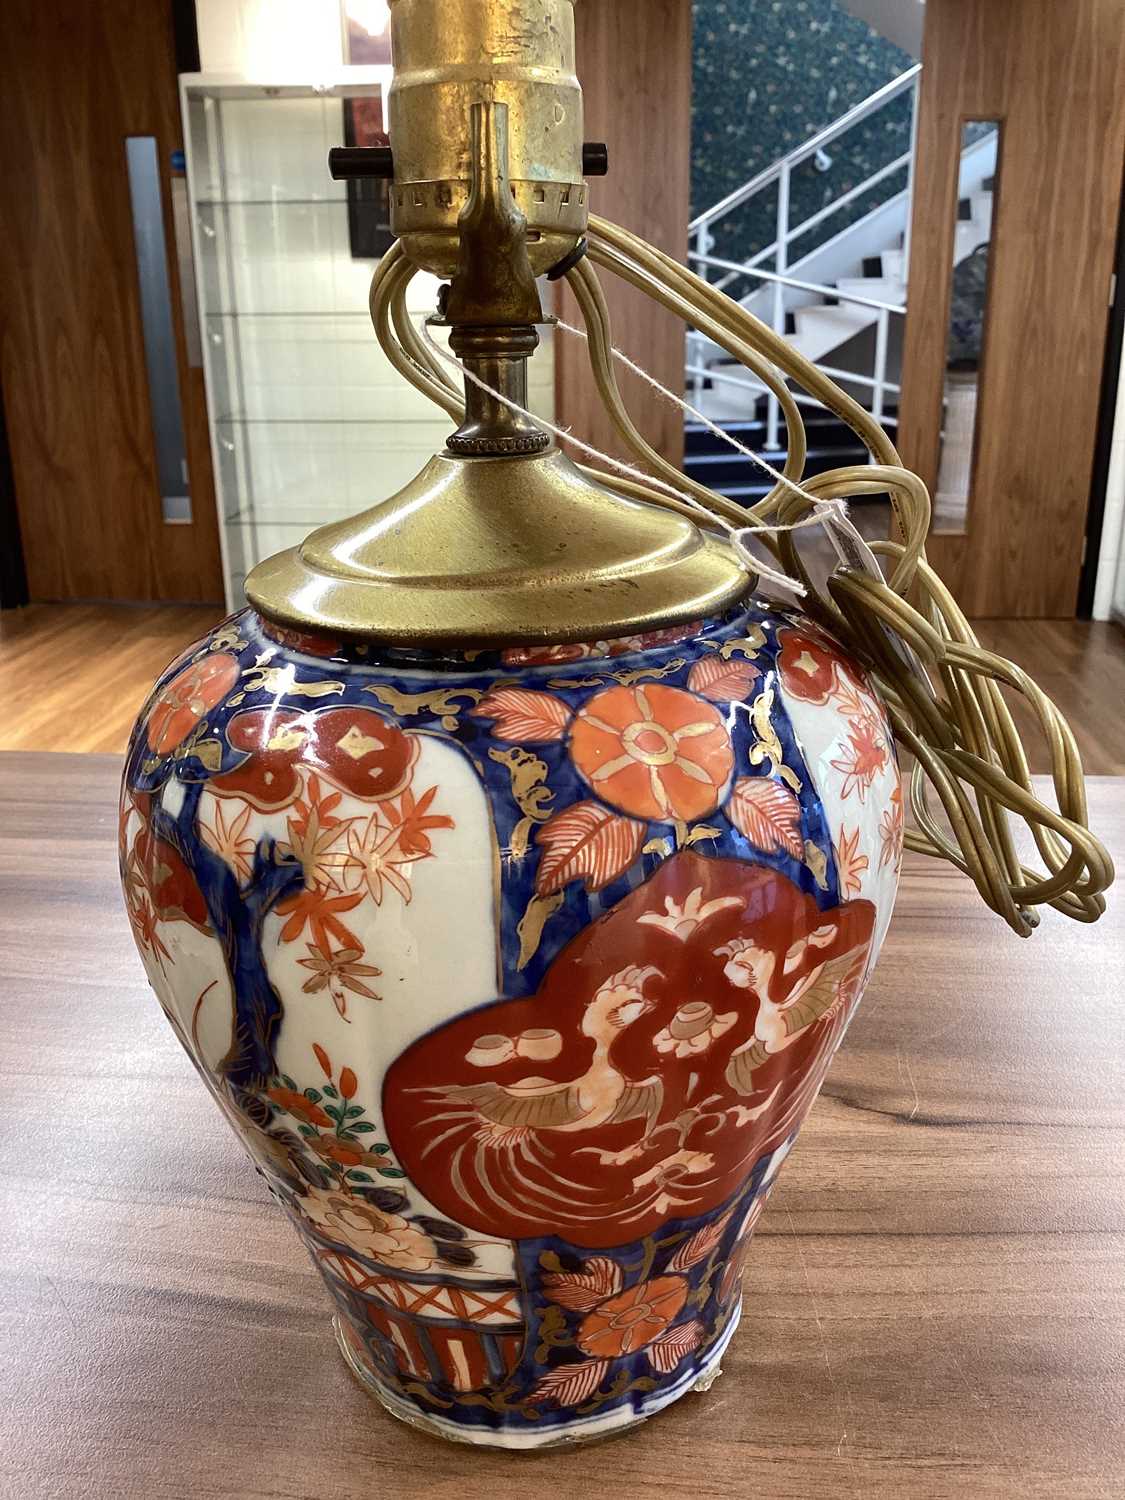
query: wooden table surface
2 753 1123 1500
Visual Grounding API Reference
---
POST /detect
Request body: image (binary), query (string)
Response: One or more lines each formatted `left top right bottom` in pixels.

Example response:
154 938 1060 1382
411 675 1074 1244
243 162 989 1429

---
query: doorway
898 0 1125 617
0 0 222 603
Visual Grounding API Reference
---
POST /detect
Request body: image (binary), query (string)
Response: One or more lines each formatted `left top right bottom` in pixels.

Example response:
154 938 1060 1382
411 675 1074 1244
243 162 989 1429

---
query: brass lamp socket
387 0 587 279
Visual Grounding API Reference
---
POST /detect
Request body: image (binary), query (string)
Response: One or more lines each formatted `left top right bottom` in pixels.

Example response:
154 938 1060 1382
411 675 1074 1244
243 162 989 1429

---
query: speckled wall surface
692 0 913 264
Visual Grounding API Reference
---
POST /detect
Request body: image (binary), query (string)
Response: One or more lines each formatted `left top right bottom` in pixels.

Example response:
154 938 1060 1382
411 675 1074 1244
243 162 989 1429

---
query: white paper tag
823 508 934 698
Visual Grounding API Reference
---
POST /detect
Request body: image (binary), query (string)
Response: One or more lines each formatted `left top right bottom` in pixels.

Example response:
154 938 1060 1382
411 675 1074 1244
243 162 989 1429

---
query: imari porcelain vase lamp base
121 0 1112 1452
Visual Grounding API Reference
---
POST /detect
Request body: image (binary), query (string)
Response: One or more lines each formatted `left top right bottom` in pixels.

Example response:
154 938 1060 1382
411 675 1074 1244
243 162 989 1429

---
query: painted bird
718 938 867 1092
418 964 666 1145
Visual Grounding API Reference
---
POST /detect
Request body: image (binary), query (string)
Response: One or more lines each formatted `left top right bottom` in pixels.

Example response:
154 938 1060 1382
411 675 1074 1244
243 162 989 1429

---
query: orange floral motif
500 621 702 667
389 785 455 859
880 781 905 871
833 671 882 724
830 715 889 801
260 621 343 658
266 1086 332 1128
576 1275 689 1358
501 642 591 667
776 628 840 705
307 1133 386 1168
345 815 418 905
146 652 239 754
275 886 364 952
277 777 354 893
198 798 256 882
297 944 382 1018
344 785 452 904
569 684 733 823
834 824 870 898
126 891 172 969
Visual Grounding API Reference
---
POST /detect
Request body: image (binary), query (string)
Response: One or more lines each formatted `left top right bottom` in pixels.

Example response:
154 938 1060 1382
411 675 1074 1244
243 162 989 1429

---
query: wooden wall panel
0 1 223 604
556 0 692 469
899 0 1125 617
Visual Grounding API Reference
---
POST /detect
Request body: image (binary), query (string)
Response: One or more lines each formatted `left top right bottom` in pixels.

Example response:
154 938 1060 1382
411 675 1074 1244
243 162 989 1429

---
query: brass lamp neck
438 98 551 458
446 325 549 457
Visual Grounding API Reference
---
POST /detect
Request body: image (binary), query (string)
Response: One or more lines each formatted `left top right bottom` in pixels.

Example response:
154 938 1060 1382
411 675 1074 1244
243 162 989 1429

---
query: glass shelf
196 197 348 207
213 413 458 426
182 71 554 607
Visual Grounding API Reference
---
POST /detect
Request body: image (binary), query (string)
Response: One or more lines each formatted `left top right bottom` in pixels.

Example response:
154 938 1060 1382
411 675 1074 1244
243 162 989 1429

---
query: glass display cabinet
179 70 555 607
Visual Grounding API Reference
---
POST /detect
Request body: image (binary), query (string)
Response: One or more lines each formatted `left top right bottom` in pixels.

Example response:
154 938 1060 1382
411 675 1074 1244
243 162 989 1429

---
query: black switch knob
582 142 609 177
329 146 395 180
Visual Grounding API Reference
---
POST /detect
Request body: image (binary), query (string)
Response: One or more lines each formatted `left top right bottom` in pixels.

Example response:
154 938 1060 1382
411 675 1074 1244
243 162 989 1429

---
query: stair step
686 413 873 432
686 446 866 468
954 220 989 261
685 447 867 485
836 275 906 306
685 413 889 446
684 405 899 446
792 304 874 358
708 483 775 502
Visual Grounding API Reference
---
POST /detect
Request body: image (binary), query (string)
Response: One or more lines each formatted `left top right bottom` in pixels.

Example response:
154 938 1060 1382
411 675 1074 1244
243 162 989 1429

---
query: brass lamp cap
245 447 750 649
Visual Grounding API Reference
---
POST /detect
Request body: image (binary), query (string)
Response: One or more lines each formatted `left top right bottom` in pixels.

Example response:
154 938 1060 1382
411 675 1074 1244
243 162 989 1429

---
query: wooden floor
0 603 222 754
1 603 1123 771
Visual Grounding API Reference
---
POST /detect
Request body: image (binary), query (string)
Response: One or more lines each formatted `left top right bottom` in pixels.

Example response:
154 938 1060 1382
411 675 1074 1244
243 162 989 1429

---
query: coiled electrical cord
366 227 1113 936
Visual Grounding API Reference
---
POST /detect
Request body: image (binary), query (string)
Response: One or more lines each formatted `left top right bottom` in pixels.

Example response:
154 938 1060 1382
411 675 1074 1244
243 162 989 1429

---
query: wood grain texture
1 753 1122 1498
898 0 1125 617
0 1 223 604
556 0 692 468
968 618 1125 775
3 604 1122 769
0 604 222 753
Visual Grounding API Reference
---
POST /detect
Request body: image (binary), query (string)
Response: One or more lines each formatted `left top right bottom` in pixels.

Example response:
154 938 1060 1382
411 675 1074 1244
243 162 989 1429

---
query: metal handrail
700 151 912 295
782 150 911 259
686 64 921 440
687 362 901 396
691 252 907 316
688 62 921 233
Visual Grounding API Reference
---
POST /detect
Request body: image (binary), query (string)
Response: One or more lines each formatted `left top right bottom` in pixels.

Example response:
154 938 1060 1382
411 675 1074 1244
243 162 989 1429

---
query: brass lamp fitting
386 0 588 280
245 0 752 645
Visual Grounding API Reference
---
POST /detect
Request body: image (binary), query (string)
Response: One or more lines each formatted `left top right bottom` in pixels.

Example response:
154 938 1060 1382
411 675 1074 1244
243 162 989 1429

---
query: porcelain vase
119 599 901 1449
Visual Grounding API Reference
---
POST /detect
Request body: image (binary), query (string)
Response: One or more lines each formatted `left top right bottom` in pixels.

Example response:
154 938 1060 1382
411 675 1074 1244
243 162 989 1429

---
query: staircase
686 64 998 478
684 405 888 508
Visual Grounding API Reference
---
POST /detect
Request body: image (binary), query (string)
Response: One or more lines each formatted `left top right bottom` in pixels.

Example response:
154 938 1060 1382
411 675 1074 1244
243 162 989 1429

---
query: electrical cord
367 225 1113 935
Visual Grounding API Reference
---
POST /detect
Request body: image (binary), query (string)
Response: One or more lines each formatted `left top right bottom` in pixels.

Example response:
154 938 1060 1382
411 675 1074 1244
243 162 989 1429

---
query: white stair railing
688 63 921 444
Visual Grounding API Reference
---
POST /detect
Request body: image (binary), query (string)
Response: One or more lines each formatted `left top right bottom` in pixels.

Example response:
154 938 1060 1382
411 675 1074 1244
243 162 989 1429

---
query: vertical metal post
694 221 710 283
766 162 790 450
688 222 709 405
872 306 890 433
902 73 921 284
